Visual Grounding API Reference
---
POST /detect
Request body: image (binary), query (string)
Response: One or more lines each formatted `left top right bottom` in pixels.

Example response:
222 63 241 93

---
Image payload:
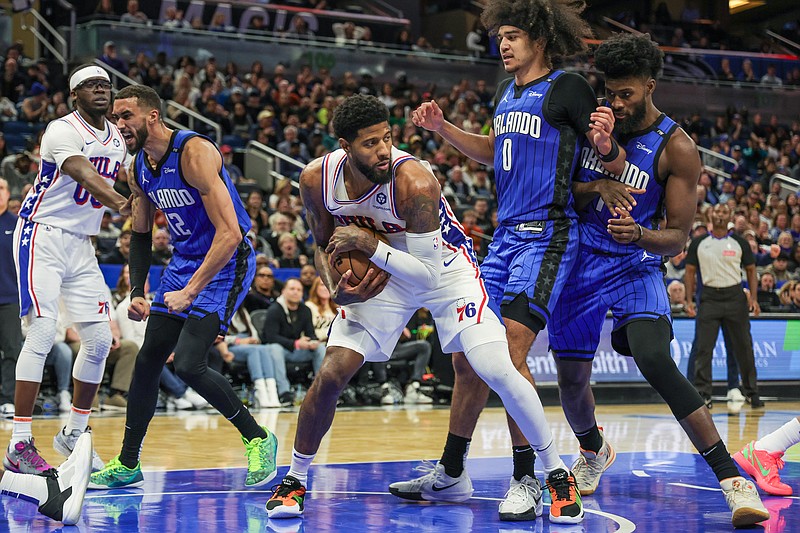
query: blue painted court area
1 453 796 532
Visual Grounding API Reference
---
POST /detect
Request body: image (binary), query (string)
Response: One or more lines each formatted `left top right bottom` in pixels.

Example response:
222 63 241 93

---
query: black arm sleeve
129 230 153 299
546 72 598 136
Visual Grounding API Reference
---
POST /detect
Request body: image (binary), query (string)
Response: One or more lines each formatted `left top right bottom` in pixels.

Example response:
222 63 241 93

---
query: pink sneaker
3 438 54 474
733 441 792 496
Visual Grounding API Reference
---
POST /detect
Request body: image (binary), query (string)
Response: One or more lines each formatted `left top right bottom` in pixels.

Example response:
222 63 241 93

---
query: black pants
0 302 22 405
693 286 758 398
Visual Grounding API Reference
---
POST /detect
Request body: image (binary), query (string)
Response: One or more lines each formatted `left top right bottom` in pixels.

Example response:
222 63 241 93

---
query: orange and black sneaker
266 476 307 518
546 468 584 524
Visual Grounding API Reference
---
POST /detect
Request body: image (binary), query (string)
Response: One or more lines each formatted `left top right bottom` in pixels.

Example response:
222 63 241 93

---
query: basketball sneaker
720 476 770 527
499 475 543 521
4 437 53 474
571 429 616 495
388 460 473 502
545 468 584 524
733 441 792 496
266 476 307 518
242 426 278 487
38 431 93 525
53 426 105 472
88 455 144 489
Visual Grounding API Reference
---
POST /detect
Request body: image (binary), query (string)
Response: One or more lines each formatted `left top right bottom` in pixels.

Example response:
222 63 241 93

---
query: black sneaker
746 394 764 408
279 391 295 407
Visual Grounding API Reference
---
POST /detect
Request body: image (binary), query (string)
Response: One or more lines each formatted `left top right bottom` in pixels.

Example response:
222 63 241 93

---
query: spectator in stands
262 278 326 405
288 15 316 40
161 6 187 29
764 252 794 284
466 22 487 57
19 82 48 122
304 277 336 344
98 41 127 75
757 271 782 311
717 58 736 82
760 64 783 87
276 233 306 268
120 0 148 24
208 12 235 33
299 265 317 300
151 228 172 266
770 213 790 241
778 280 796 308
1 152 35 198
217 307 281 409
0 96 17 122
738 59 757 83
244 265 281 312
668 280 688 314
395 28 413 50
220 144 244 184
94 0 116 17
101 230 131 265
788 281 800 312
448 165 473 206
1 58 25 103
245 189 270 236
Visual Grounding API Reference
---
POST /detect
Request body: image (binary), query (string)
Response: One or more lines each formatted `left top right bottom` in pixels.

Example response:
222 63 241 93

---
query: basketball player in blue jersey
392 0 626 521
88 85 278 491
267 94 583 524
547 33 768 527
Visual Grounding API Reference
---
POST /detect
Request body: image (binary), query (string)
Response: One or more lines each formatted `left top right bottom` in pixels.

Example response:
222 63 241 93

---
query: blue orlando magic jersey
133 130 251 257
492 70 582 225
577 113 679 255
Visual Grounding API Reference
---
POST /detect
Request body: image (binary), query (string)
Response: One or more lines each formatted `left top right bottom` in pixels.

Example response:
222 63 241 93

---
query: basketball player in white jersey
267 95 583 524
6 64 130 475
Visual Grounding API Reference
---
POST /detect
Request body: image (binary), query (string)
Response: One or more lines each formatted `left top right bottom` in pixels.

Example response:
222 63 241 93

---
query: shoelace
270 480 300 498
548 476 576 502
19 441 49 470
761 452 785 483
572 453 604 479
504 480 538 505
725 480 757 505
412 459 438 476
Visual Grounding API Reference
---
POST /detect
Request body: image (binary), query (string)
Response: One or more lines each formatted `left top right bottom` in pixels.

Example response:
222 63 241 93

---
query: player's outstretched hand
411 101 445 133
128 296 151 321
596 179 645 212
333 268 390 306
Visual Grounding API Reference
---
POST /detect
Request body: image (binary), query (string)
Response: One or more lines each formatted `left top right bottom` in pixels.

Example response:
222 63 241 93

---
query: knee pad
16 316 58 382
72 321 113 384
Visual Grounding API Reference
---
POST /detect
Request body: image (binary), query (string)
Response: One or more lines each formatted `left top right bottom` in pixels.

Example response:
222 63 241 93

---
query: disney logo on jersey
527 91 544 98
456 298 477 322
147 188 197 209
636 142 653 155
493 111 542 138
580 146 650 190
332 214 404 234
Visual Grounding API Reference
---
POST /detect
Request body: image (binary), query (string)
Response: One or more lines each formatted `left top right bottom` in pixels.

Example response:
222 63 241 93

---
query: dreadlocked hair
481 0 592 61
594 32 664 81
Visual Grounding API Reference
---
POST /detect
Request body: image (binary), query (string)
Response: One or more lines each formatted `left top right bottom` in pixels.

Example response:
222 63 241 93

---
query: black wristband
597 138 620 163
129 230 153 299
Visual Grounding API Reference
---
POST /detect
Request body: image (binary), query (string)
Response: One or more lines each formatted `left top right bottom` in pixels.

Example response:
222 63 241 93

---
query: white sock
755 417 800 454
463 339 565 474
0 469 49 505
65 406 91 434
287 448 316 485
10 417 32 450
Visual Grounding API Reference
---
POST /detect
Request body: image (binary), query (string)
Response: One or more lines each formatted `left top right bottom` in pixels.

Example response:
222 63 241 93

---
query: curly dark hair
594 33 664 81
481 0 592 61
332 94 389 142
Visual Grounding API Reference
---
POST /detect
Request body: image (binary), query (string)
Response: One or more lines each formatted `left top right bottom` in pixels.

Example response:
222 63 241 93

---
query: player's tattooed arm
395 164 440 234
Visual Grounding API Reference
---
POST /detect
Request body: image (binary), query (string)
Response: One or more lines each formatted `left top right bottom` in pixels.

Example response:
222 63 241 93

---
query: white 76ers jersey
18 110 127 236
321 147 477 265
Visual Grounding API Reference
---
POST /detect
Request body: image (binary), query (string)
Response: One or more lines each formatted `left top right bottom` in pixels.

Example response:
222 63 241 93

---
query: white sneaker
53 427 105 473
499 475 543 521
571 429 616 495
167 396 194 410
726 388 746 402
58 391 71 413
182 388 208 409
721 477 770 528
388 460 473 502
39 431 93 525
380 383 395 405
404 382 433 404
0 403 14 418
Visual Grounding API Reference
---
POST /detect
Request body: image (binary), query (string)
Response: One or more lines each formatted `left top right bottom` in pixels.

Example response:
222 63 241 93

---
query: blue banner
527 318 800 383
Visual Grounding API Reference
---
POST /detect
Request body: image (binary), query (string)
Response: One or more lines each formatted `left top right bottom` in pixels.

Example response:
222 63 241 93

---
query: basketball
331 226 389 287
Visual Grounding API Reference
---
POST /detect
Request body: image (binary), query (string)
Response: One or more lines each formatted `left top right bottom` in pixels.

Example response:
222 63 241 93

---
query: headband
69 66 111 91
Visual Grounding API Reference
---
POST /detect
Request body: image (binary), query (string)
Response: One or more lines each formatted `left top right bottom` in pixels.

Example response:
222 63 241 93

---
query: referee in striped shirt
685 203 763 408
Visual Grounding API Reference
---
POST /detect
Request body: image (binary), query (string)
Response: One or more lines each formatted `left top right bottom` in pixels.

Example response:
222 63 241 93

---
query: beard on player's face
614 97 648 135
129 123 148 153
354 153 392 185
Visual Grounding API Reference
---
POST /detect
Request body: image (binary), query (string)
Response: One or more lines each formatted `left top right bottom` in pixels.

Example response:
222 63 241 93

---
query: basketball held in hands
331 226 389 287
